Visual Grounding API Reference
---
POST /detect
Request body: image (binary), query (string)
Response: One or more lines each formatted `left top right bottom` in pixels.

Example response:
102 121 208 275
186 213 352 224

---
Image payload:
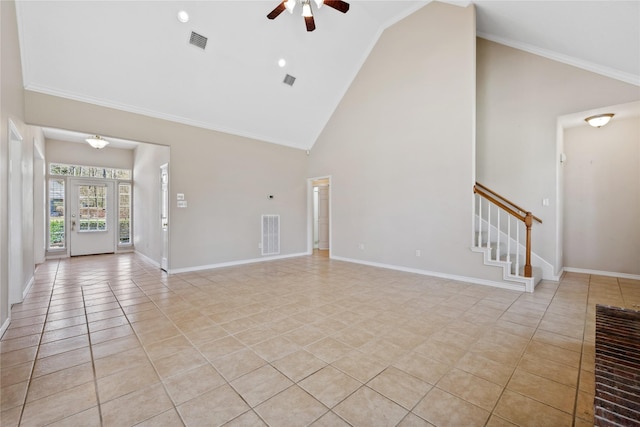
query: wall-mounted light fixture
585 113 614 128
85 135 109 149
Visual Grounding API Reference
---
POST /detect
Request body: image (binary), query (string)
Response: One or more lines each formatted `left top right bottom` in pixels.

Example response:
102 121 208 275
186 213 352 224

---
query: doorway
309 177 330 255
68 179 116 256
160 163 169 271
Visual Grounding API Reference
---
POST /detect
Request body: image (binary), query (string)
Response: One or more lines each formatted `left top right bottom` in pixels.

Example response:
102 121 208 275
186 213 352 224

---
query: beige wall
563 116 640 274
476 38 640 274
46 139 134 169
133 143 170 264
309 2 502 281
24 92 309 271
33 127 46 264
1 0 30 329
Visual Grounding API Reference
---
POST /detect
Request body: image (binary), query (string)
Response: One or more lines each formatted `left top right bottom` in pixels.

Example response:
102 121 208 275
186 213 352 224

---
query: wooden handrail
473 186 525 222
474 183 540 279
475 182 542 223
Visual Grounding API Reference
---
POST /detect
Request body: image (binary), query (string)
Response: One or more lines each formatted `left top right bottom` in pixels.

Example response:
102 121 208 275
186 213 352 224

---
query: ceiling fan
267 0 350 32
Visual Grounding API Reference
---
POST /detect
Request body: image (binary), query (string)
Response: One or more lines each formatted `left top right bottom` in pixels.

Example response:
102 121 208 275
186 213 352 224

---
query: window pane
78 185 107 233
48 179 65 249
119 183 131 244
49 163 132 181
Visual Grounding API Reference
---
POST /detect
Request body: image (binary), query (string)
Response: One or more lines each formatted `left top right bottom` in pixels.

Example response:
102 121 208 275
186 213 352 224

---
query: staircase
472 183 543 292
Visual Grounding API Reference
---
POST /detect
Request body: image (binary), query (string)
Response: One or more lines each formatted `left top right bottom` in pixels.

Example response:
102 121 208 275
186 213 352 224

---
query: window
47 163 133 251
78 185 107 232
49 163 131 180
119 183 131 244
48 179 65 249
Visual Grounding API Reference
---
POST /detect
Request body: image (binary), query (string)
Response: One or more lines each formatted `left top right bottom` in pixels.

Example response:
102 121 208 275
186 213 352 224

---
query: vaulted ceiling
16 1 640 150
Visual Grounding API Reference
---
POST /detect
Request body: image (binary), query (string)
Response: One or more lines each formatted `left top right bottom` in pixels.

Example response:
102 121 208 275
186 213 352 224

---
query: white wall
563 116 640 275
309 3 501 282
132 143 170 264
32 127 46 264
476 38 640 274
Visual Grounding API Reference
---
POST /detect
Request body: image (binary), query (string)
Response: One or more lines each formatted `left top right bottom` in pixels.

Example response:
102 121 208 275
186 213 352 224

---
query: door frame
307 175 332 256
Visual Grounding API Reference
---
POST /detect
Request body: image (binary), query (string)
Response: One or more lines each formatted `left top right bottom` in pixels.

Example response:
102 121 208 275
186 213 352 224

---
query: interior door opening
160 163 169 272
310 177 330 255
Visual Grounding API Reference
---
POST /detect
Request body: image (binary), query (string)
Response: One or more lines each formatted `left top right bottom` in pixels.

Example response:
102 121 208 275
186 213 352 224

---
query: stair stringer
470 245 534 292
473 215 548 292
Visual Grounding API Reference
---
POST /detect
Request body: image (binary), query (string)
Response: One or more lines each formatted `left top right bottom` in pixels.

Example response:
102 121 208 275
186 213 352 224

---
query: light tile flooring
1 252 639 426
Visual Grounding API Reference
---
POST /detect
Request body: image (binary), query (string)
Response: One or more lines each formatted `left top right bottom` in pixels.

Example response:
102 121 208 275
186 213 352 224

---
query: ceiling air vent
189 31 208 50
283 74 296 86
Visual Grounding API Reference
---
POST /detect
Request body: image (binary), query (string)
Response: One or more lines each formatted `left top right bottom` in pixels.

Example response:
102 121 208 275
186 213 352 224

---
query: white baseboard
330 255 526 292
22 276 35 300
563 267 640 281
134 250 161 268
0 316 10 338
168 252 309 275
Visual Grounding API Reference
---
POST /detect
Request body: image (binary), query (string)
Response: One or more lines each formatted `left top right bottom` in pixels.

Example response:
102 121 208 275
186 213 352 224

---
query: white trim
470 246 534 292
134 250 161 269
0 316 10 338
22 276 35 300
167 252 308 275
331 255 526 292
563 267 640 281
477 33 640 87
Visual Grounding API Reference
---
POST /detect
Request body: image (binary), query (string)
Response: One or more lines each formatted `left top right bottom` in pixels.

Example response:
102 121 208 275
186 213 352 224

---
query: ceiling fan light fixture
585 113 614 128
284 0 296 14
302 2 313 17
86 135 109 149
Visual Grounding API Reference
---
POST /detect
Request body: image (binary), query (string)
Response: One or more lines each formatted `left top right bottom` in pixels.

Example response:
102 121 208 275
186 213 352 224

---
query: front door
69 179 116 256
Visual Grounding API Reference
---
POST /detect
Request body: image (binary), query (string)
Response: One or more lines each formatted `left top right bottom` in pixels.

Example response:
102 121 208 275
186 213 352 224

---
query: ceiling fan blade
304 15 316 31
323 0 349 13
267 2 287 19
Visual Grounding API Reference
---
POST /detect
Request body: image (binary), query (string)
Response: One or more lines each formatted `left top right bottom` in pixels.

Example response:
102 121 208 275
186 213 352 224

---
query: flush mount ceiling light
585 113 614 128
267 0 349 32
86 135 109 149
177 10 189 23
278 58 286 67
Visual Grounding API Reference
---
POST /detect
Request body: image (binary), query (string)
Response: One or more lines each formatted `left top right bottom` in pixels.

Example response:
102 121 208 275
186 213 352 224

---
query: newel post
524 212 533 278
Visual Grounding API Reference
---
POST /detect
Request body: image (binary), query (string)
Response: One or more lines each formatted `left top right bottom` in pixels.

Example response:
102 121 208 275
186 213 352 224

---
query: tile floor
1 252 639 426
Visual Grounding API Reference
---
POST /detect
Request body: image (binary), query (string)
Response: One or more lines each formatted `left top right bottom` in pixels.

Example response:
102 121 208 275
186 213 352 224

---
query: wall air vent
261 215 280 256
189 31 208 50
283 74 296 86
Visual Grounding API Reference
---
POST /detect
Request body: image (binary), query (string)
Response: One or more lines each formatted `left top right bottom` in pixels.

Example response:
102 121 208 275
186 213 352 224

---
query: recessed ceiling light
278 58 286 68
177 10 189 23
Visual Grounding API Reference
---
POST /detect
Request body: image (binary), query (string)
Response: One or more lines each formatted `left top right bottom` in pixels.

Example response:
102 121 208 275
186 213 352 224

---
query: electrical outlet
358 243 365 250
415 250 421 257
258 243 262 249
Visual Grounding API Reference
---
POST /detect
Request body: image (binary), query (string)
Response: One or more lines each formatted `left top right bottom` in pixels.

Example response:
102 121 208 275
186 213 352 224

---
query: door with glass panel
69 179 116 256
